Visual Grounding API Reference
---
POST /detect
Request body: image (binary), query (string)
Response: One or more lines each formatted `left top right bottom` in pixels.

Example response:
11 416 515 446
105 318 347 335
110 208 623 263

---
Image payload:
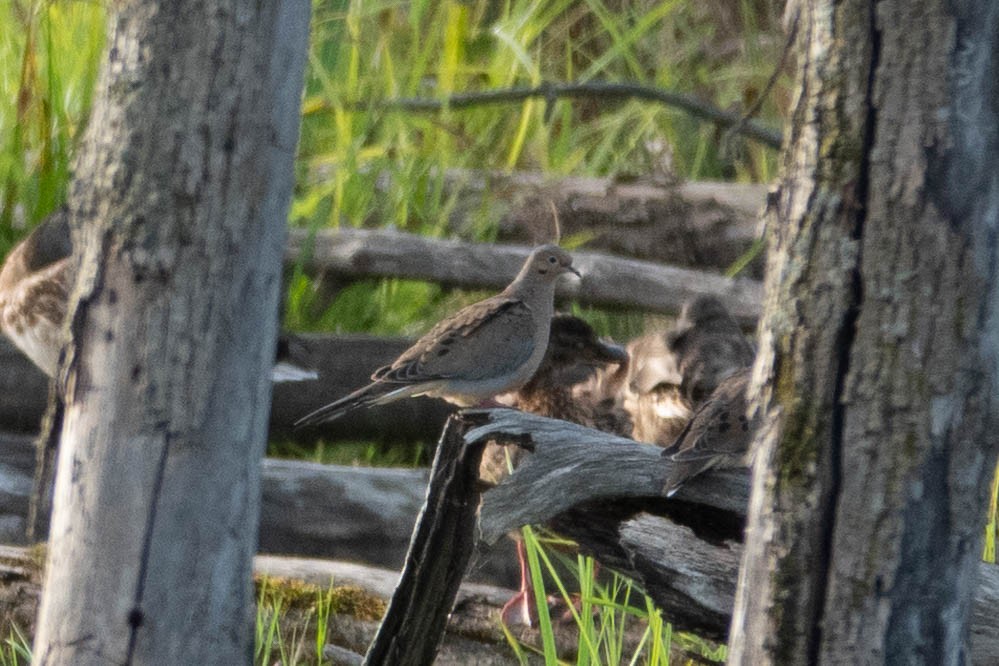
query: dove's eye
548 255 558 264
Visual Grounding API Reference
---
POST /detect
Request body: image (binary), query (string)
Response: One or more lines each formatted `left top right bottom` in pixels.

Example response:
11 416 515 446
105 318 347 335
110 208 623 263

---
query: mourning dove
666 295 755 406
295 244 580 427
479 313 630 487
476 313 629 627
660 367 754 496
0 209 317 382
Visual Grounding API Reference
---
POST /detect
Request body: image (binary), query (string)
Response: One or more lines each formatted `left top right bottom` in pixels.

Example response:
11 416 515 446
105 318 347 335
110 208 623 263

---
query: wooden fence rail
286 228 763 324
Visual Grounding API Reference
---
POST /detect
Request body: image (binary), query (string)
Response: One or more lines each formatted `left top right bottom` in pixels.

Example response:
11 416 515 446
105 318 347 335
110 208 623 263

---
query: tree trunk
32 1 310 664
729 0 999 664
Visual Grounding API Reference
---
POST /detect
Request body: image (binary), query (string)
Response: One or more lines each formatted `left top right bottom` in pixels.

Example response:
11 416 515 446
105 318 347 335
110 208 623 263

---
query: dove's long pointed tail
294 382 417 428
294 384 385 428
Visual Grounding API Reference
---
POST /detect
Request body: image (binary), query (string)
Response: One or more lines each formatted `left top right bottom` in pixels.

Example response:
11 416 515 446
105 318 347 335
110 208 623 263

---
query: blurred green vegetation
0 0 104 251
1 0 789 335
292 0 787 333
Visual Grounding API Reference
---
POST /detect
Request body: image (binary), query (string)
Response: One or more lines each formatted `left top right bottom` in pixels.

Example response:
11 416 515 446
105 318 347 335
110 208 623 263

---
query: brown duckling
620 329 692 446
666 295 755 407
479 313 630 486
660 296 756 495
0 209 72 376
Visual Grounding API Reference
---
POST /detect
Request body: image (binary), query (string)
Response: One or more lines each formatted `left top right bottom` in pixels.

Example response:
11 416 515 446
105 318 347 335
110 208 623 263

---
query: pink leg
500 540 535 627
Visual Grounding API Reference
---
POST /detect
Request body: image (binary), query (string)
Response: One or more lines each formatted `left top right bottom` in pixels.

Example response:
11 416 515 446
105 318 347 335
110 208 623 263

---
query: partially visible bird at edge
0 208 318 383
295 244 580 427
666 295 755 407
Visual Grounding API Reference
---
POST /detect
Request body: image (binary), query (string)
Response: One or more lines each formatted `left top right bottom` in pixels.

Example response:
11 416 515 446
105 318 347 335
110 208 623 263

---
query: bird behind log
477 312 629 627
660 296 757 496
514 314 631 431
666 295 755 406
660 367 755 496
295 245 580 427
0 209 317 383
620 330 692 446
0 209 72 376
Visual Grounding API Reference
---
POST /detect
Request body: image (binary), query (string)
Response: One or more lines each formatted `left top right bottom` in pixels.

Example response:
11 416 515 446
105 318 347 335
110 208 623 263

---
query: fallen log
286 230 763 325
0 545 672 666
3 495 997 663
0 429 519 588
0 335 454 442
6 408 993 660
254 554 510 608
439 171 766 275
0 544 518 664
305 169 768 274
467 409 999 659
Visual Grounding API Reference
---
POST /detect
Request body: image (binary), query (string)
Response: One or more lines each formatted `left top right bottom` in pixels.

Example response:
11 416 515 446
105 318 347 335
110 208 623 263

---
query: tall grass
297 0 787 229
255 577 342 666
984 462 999 563
0 0 104 253
506 527 727 664
292 0 790 333
1 0 789 333
0 625 30 666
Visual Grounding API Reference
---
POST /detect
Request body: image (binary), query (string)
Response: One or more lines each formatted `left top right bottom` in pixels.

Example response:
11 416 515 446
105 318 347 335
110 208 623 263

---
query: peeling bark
365 414 485 666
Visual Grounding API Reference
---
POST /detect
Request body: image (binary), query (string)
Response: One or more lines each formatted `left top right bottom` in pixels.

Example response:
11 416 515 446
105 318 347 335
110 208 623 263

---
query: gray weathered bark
729 0 999 663
365 414 485 666
32 1 310 664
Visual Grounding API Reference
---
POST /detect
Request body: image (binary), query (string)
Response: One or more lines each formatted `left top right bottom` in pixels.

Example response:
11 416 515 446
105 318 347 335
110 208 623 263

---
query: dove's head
525 244 580 282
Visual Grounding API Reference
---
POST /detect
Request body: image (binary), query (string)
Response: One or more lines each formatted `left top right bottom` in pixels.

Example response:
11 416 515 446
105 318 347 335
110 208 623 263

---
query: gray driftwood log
286 229 763 325
307 168 767 274
488 175 767 277
0 335 453 443
0 430 519 586
468 410 999 660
